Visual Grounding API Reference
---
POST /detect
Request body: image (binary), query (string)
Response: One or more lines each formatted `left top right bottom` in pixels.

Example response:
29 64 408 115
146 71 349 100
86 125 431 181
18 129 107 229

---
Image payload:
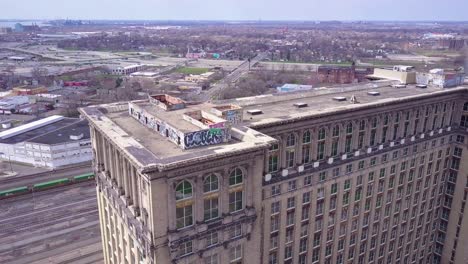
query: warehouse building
0 115 92 168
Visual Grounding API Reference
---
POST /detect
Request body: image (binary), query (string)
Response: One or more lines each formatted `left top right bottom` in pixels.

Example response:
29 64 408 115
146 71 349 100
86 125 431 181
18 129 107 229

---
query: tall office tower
80 84 468 264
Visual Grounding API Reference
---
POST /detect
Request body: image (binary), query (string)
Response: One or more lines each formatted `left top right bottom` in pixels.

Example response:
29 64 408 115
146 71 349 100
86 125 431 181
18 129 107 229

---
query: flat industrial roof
28 119 90 145
0 118 88 145
0 115 64 140
218 82 468 128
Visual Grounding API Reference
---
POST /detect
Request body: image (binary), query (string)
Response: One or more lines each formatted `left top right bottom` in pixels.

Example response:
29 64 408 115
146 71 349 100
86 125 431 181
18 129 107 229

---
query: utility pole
0 152 13 173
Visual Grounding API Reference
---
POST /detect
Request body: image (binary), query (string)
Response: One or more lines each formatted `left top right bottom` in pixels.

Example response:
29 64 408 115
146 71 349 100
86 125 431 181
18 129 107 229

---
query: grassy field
269 60 353 66
413 49 460 57
176 67 210 75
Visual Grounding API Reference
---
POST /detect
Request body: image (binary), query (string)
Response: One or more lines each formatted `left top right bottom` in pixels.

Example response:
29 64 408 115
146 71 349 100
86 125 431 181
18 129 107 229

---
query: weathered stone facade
81 85 468 264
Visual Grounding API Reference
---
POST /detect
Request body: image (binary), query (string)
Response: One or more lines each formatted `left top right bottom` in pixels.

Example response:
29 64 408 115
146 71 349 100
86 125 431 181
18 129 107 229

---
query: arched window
175 180 192 200
346 123 353 134
303 130 311 144
332 125 340 137
359 120 366 131
229 168 243 186
318 128 326 140
204 174 219 193
286 133 296 147
371 117 377 128
384 114 390 125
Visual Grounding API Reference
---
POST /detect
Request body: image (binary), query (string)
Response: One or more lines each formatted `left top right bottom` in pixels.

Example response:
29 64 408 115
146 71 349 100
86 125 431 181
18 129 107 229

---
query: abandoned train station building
80 82 468 264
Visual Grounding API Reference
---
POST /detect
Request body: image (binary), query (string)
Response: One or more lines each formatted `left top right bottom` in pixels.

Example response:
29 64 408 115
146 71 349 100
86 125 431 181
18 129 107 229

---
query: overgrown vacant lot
176 67 210 75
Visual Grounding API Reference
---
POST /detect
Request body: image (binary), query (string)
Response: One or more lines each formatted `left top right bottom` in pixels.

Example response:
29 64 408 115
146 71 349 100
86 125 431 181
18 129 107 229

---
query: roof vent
350 95 359 104
392 84 406 88
70 133 84 140
247 109 263 115
333 96 347 102
416 84 427 88
293 102 308 108
367 91 380 96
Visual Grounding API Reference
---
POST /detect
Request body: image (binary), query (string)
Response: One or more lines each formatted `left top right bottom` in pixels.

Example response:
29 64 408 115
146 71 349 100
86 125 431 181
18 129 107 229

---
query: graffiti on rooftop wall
225 110 242 124
208 122 225 129
209 128 222 135
184 129 226 148
167 126 180 144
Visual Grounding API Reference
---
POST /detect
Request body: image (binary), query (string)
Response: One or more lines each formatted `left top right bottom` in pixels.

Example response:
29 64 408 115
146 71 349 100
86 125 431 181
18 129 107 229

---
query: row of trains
0 172 95 199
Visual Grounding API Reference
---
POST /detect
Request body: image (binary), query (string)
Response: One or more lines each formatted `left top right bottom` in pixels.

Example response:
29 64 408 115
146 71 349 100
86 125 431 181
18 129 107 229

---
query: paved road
0 181 102 264
203 52 269 100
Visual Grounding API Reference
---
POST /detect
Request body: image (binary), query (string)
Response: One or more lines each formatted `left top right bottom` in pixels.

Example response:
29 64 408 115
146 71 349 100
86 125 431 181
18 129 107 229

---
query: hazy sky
2 0 468 21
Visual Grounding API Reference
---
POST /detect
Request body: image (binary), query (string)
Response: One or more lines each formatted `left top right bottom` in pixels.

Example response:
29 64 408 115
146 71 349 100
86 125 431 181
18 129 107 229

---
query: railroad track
0 198 97 225
0 163 92 185
0 181 95 203
0 208 98 236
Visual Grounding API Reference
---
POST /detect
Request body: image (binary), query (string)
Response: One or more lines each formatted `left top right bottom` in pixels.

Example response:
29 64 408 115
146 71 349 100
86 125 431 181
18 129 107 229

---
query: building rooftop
28 119 90 145
80 102 274 172
0 116 88 145
220 82 467 128
80 81 468 172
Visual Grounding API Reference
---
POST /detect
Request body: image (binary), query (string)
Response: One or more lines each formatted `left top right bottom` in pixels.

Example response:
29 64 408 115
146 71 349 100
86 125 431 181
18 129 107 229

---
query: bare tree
30 67 49 83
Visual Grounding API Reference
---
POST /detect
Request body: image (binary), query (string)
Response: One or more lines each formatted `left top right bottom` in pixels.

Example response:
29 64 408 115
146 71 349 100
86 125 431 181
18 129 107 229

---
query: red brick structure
316 65 373 84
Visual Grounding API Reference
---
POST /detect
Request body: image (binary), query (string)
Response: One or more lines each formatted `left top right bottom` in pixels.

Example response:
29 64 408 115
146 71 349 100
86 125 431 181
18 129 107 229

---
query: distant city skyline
2 0 468 21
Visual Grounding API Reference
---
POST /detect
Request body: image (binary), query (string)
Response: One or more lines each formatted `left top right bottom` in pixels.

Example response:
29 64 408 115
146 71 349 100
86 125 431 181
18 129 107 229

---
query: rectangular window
288 180 297 191
179 240 193 256
355 188 362 201
370 130 376 146
304 175 312 186
271 201 280 214
317 141 325 160
302 146 311 164
332 140 339 157
286 211 295 226
271 185 280 196
345 137 352 153
287 197 296 209
331 183 338 194
358 160 365 170
382 127 388 143
268 154 278 172
229 245 242 263
344 179 351 190
319 171 327 182
333 167 340 178
204 197 219 221
343 192 350 205
206 232 219 247
229 191 243 213
358 133 365 149
303 192 311 204
286 150 295 168
176 205 193 229
229 224 242 238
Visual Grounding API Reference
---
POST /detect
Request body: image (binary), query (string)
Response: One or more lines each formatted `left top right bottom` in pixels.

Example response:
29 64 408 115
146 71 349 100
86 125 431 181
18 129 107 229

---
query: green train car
0 172 94 199
33 178 70 190
0 186 29 198
73 172 95 181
